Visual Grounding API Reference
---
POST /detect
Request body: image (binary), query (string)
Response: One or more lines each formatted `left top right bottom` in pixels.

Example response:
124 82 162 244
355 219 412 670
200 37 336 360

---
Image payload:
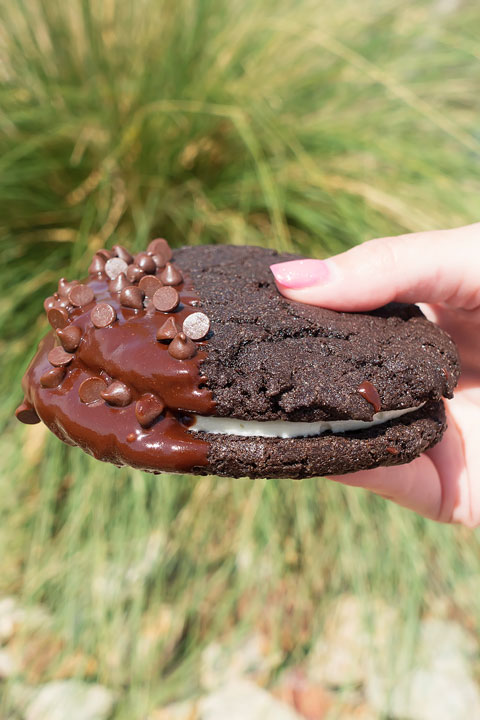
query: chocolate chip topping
91 303 116 328
150 254 167 269
168 332 197 360
120 285 145 310
68 284 95 307
135 393 165 428
108 272 130 294
78 377 108 404
44 296 57 312
58 278 79 299
182 312 210 341
20 238 214 473
112 245 134 264
56 326 82 352
105 257 128 280
156 317 180 342
100 380 132 407
139 275 162 297
152 286 179 312
135 253 156 274
15 401 40 424
96 249 114 260
48 346 74 367
47 307 69 330
357 380 382 414
40 366 66 388
159 262 183 286
147 238 172 262
126 264 145 284
89 255 106 275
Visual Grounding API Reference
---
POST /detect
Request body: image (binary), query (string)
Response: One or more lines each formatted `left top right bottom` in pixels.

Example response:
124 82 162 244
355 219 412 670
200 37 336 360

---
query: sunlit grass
1 0 480 715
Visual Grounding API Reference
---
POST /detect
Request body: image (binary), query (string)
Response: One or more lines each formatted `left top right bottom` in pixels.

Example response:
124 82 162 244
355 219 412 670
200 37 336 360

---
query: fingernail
270 259 330 289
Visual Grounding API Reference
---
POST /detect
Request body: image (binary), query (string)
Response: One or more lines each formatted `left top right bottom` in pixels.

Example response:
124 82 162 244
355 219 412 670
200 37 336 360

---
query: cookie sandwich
16 241 460 478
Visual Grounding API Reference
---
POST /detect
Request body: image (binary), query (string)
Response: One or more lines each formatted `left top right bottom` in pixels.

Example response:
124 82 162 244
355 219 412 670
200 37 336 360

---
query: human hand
270 223 480 526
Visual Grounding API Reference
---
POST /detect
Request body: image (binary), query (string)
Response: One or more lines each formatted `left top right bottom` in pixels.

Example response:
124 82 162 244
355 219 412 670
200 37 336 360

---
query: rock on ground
198 679 303 720
10 680 115 720
366 618 480 720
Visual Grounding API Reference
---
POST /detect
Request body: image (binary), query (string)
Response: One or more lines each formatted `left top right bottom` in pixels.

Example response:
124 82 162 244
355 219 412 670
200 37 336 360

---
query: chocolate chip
58 278 79 299
156 317 180 342
100 380 132 406
135 253 156 274
91 303 116 328
44 296 58 312
139 275 162 297
357 381 381 413
182 312 210 340
109 272 130 294
78 376 107 404
135 393 165 428
96 248 114 260
147 238 172 262
48 346 74 367
120 285 145 310
56 326 82 352
15 401 40 424
47 307 69 329
126 264 145 284
159 262 183 286
150 254 167 269
89 255 106 275
55 295 71 309
152 286 179 312
105 257 128 280
68 284 95 307
168 332 197 359
40 366 66 388
112 244 134 264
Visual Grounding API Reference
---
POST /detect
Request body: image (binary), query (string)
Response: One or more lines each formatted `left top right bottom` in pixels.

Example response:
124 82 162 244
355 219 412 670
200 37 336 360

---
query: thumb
270 223 480 311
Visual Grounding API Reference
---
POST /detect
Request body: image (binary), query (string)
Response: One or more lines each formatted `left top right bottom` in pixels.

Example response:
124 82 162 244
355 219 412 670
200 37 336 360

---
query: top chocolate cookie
175 244 459 421
16 240 460 478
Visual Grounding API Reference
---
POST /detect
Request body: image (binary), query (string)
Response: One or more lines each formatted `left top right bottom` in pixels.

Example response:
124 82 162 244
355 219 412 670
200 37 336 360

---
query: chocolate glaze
20 258 214 474
357 380 382 414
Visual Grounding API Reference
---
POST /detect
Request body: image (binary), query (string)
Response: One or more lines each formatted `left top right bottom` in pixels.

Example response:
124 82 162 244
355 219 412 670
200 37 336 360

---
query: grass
1 0 480 715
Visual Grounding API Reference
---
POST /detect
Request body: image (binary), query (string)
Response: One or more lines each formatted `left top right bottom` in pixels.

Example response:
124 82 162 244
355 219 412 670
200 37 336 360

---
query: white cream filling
190 404 424 439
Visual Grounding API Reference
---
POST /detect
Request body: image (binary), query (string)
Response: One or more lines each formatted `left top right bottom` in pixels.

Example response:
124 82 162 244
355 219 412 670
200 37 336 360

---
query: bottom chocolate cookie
204 400 446 479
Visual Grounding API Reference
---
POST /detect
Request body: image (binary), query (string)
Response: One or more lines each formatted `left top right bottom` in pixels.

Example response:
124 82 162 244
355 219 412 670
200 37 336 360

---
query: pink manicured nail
270 259 330 289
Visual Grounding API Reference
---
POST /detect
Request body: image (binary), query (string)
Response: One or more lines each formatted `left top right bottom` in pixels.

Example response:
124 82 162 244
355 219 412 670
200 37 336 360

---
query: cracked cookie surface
175 245 460 422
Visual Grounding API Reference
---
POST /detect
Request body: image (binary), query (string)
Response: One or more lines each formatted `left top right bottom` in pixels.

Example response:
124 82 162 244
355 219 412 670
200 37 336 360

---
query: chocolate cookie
16 242 460 478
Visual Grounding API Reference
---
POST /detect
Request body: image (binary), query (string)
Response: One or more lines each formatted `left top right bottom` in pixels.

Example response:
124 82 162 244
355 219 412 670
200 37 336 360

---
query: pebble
20 680 115 720
199 679 302 720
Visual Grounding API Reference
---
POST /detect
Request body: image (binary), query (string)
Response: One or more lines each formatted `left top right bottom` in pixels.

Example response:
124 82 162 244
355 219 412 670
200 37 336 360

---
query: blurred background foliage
1 0 480 716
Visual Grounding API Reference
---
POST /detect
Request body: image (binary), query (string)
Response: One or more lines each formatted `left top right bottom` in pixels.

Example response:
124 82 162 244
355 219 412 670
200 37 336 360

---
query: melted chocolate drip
19 261 214 474
357 380 381 413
